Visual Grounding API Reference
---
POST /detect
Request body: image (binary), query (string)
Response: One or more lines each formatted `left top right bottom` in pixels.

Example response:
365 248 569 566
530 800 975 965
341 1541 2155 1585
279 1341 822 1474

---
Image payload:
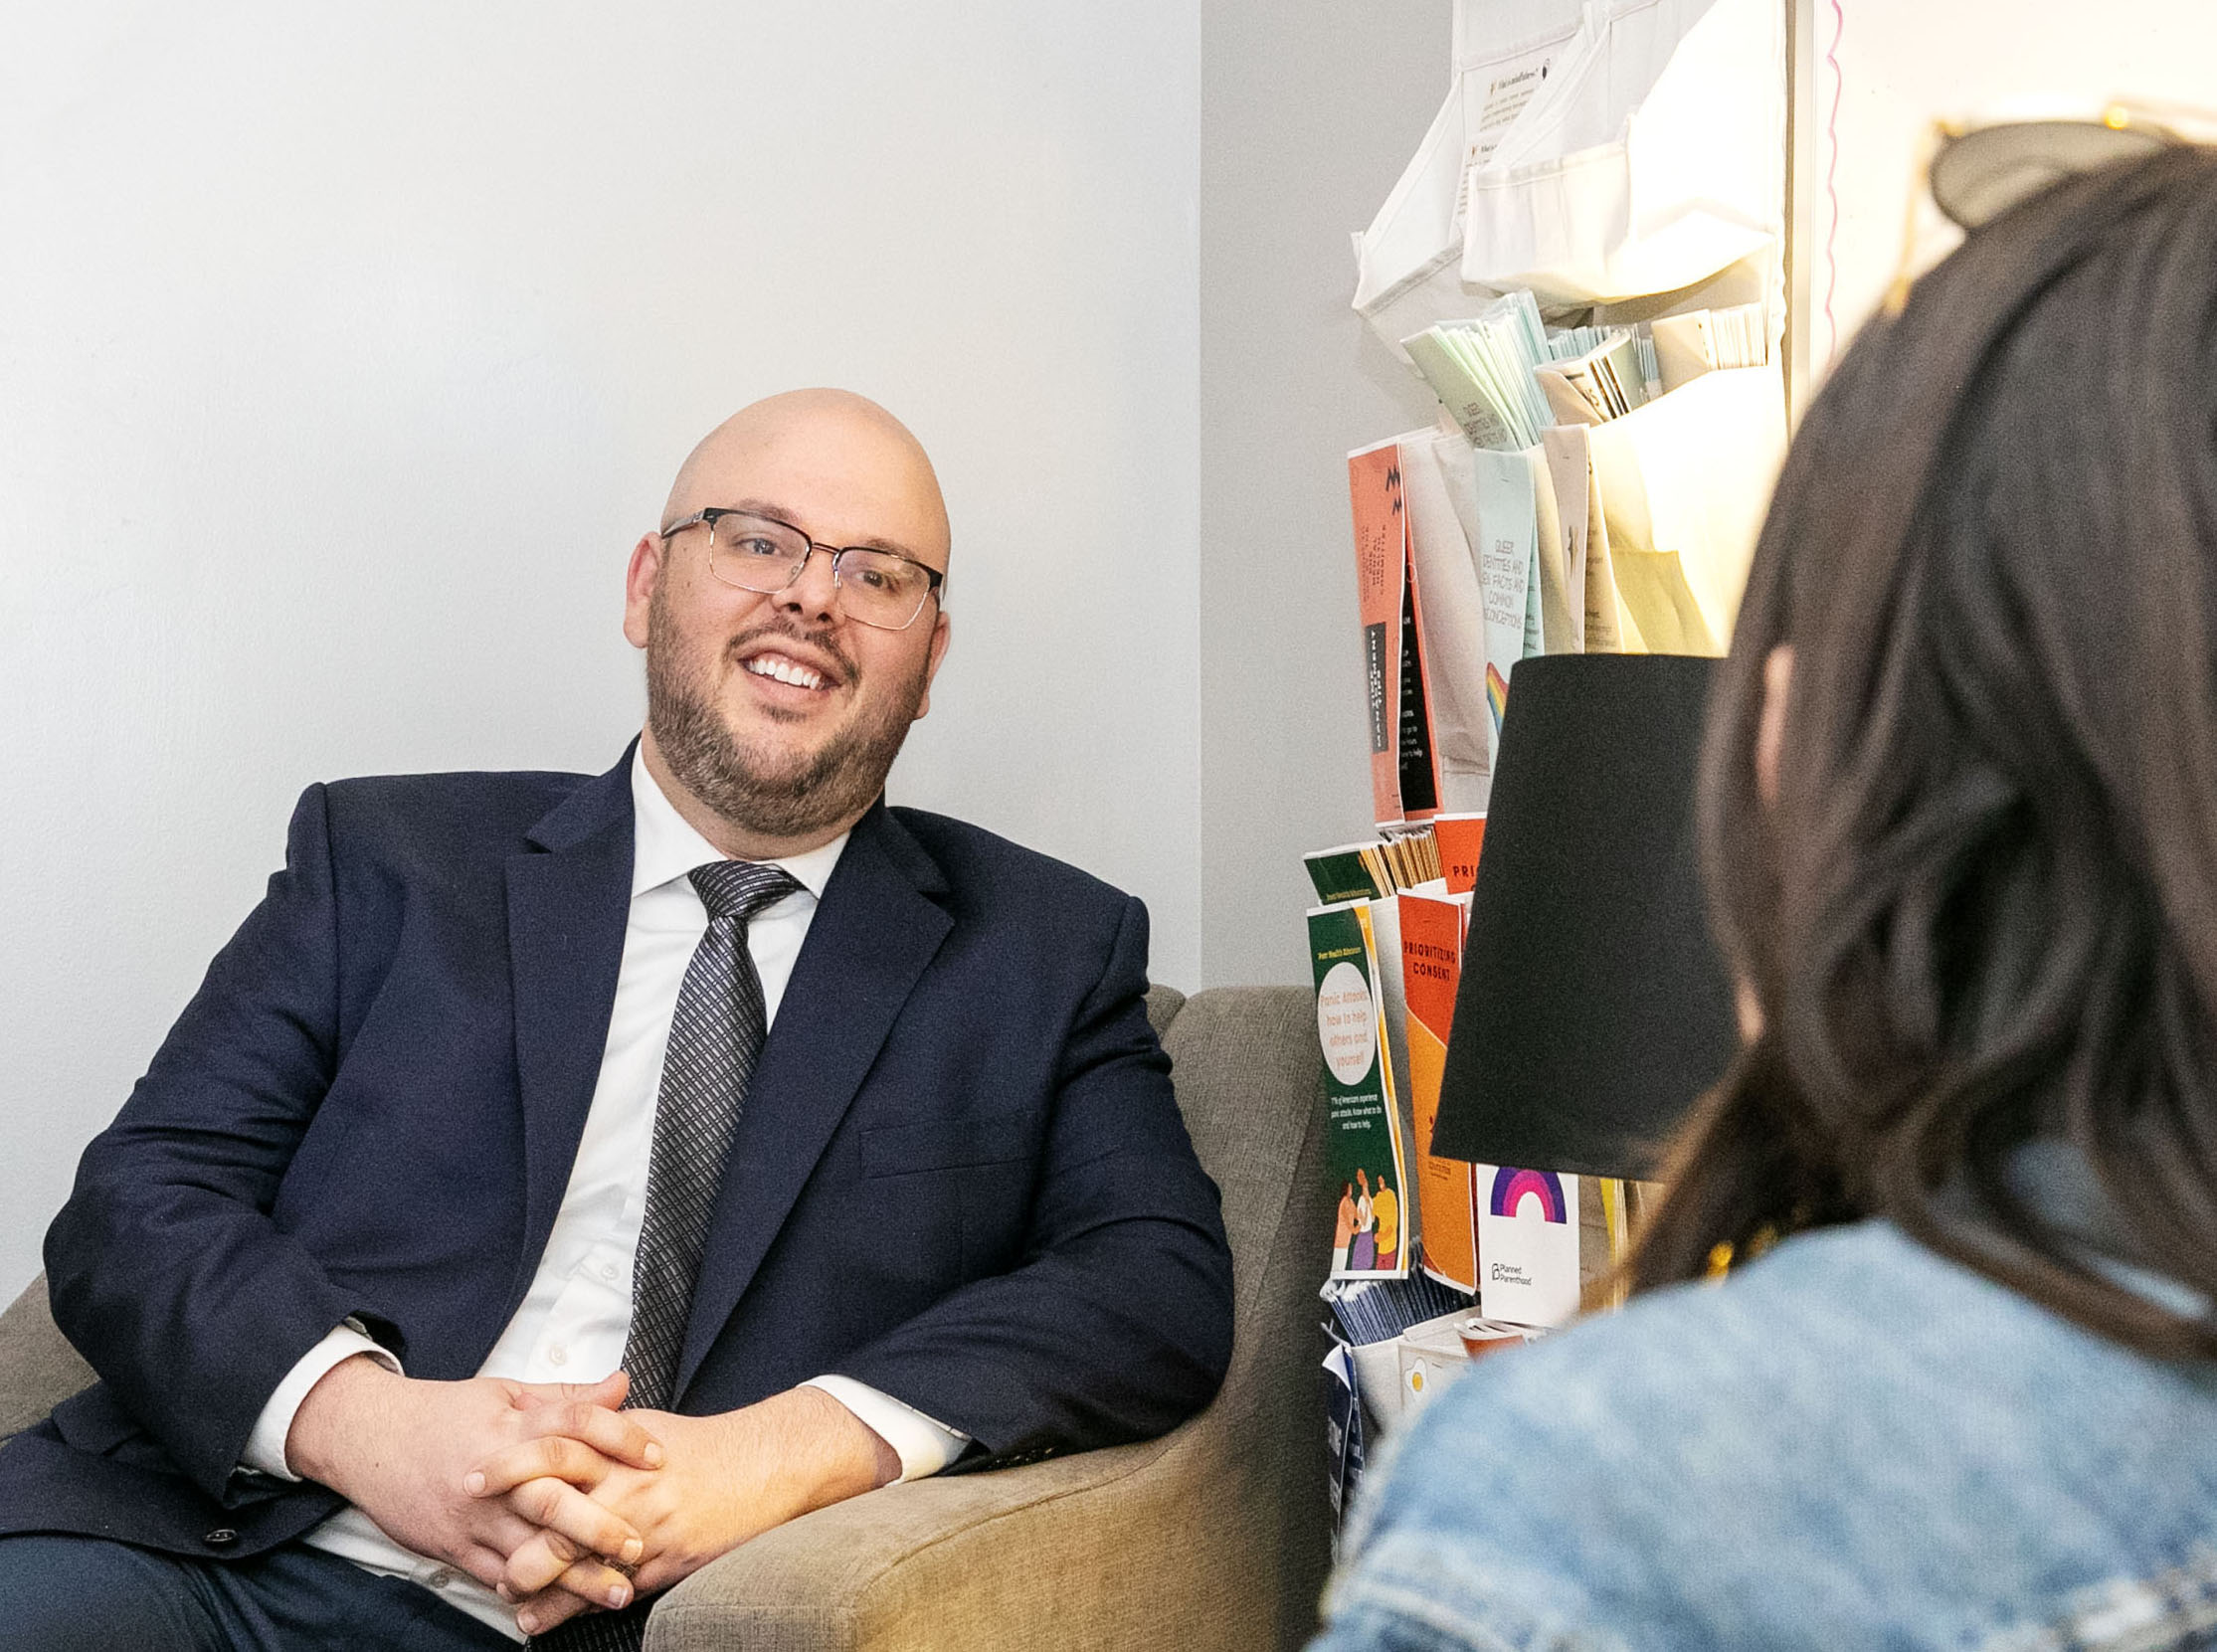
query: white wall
1198 1 1451 986
1813 0 2217 376
0 3 1201 1295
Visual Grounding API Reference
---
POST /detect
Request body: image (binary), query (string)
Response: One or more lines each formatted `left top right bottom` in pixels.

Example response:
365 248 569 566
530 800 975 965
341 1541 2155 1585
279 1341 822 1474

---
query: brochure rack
1312 0 1807 1525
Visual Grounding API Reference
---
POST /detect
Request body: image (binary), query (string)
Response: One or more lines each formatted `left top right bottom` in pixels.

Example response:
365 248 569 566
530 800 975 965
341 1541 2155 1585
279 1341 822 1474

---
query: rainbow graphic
1485 662 1510 732
1489 1167 1568 1223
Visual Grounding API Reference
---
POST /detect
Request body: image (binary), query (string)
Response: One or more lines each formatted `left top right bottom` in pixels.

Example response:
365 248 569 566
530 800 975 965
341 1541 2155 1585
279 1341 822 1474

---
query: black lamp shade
1430 653 1738 1181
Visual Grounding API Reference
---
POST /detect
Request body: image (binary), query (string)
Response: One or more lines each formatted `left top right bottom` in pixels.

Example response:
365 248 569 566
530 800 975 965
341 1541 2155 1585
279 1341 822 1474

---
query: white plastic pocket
1352 3 1584 353
1460 0 1786 306
1583 361 1787 650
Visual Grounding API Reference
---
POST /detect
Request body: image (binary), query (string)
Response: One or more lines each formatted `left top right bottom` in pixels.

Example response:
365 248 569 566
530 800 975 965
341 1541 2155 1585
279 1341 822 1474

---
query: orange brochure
1349 438 1440 826
1398 886 1479 1293
1430 814 1487 894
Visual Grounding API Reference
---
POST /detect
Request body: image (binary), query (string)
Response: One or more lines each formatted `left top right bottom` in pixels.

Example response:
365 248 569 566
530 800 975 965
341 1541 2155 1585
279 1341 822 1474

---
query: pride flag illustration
1484 661 1510 733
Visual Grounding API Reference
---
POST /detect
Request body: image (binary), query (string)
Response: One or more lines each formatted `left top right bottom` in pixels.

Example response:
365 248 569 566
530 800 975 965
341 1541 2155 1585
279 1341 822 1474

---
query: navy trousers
0 1535 516 1651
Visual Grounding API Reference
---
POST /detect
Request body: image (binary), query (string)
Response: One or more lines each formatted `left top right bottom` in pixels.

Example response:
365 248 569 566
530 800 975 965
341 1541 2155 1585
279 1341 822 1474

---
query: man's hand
286 1356 666 1604
469 1384 900 1635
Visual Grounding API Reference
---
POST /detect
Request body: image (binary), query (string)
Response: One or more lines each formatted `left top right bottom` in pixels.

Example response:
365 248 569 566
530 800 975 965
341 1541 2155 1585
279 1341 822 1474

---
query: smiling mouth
741 650 836 692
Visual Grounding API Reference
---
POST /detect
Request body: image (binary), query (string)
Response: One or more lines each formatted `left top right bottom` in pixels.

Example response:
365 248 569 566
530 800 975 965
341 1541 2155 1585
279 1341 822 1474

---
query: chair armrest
647 1434 1169 1652
647 1383 1309 1652
0 1277 94 1441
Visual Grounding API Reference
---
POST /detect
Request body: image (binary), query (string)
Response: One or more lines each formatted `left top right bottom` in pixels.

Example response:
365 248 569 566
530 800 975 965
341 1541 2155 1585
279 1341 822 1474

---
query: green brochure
1310 900 1411 1281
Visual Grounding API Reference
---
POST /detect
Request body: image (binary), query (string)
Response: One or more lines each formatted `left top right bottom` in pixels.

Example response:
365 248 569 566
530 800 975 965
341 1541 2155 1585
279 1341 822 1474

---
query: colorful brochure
1430 814 1487 894
1349 438 1440 826
1310 900 1412 1281
1477 1165 1582 1327
1398 885 1480 1294
1303 844 1385 905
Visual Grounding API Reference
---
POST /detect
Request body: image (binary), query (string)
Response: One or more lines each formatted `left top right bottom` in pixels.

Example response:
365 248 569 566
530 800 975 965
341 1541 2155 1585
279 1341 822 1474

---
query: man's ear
622 533 663 650
912 610 953 720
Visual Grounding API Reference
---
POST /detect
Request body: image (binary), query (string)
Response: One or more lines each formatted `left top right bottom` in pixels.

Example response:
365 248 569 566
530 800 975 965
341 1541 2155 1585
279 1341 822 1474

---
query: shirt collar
629 742 848 902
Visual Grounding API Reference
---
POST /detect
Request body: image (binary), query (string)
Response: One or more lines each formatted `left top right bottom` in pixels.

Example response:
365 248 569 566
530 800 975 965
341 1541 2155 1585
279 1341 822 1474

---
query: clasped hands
287 1357 898 1636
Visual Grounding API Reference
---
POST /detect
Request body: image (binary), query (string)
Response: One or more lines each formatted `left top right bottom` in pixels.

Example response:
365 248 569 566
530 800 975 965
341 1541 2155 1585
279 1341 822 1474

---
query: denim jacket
1311 1220 2217 1652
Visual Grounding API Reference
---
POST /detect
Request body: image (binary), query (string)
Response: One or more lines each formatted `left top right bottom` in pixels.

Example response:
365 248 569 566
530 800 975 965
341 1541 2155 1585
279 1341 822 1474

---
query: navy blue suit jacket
0 752 1233 1555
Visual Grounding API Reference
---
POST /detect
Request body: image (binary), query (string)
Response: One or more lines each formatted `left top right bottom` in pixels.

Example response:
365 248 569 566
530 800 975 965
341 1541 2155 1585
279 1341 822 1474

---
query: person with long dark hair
1311 145 2217 1651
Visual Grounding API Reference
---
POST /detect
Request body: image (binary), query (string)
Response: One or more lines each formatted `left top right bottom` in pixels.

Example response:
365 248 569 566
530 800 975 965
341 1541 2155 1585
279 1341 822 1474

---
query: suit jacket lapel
505 751 637 1317
674 801 952 1398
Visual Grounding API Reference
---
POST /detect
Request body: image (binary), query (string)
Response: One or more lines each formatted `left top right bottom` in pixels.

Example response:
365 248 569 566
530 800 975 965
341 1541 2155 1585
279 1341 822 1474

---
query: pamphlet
1322 1341 1367 1545
1310 900 1412 1281
1303 844 1385 905
1477 1165 1582 1327
1469 447 1540 752
1399 885 1480 1294
1540 425 1591 652
1430 813 1487 894
1401 430 1493 815
1348 439 1441 826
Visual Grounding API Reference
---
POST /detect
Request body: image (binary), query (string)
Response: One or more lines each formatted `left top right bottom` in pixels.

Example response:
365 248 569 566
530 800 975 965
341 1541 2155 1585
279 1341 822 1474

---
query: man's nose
775 545 841 622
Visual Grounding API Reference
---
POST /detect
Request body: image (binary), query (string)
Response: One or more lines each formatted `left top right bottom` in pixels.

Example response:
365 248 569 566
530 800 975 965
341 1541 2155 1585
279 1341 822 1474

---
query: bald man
0 392 1233 1651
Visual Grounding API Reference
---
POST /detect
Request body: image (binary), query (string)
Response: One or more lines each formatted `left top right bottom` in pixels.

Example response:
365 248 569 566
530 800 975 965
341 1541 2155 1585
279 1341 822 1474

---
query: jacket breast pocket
858 1113 1036 1180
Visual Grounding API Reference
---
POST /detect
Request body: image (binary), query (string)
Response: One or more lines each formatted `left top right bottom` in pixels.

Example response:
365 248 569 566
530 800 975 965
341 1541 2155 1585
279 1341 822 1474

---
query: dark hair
1632 145 2217 1359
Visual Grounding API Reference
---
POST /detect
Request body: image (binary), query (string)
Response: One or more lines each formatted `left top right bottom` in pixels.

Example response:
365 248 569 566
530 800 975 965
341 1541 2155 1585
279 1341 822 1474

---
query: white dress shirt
238 747 966 1639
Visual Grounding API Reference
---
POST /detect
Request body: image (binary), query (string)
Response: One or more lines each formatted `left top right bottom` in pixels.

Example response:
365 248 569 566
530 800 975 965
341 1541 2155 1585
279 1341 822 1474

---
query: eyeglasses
659 508 945 632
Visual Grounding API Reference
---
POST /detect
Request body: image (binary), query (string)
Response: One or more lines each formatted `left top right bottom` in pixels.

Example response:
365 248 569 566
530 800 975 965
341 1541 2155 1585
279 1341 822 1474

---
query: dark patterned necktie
533 858 801 1652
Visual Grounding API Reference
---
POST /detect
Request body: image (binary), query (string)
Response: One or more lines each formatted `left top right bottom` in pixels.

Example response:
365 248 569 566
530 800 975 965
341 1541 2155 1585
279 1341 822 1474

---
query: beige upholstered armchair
0 985 1334 1650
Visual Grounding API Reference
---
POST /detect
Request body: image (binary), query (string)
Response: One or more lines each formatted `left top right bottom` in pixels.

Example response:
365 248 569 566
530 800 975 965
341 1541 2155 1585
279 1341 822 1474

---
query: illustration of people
1372 1174 1399 1273
1349 1169 1379 1273
1334 1182 1359 1273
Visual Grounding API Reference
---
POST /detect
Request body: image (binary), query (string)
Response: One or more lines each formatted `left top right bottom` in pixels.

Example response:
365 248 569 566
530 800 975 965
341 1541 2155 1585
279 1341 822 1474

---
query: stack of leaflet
1634 332 1661 391
1535 329 1652 426
1650 301 1769 393
1547 323 1661 402
1304 821 1486 1297
1545 322 1608 356
1304 814 1487 1295
1376 281 1786 678
1407 297 1671 449
1322 1271 1477 1347
1321 1268 1479 1513
1306 797 1649 1315
1401 290 1554 452
1303 827 1447 904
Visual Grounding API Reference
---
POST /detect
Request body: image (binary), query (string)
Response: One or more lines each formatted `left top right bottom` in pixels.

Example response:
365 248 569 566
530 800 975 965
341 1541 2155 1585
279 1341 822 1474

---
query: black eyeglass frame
659 506 947 631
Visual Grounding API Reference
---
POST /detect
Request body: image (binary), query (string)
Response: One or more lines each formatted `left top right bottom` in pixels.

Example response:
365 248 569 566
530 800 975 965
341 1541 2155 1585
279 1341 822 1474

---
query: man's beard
645 590 929 843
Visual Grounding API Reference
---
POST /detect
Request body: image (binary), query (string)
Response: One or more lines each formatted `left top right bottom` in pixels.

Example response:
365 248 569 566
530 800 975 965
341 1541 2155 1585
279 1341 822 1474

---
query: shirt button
202 1528 238 1548
547 1344 568 1368
427 1568 455 1590
601 1263 620 1283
